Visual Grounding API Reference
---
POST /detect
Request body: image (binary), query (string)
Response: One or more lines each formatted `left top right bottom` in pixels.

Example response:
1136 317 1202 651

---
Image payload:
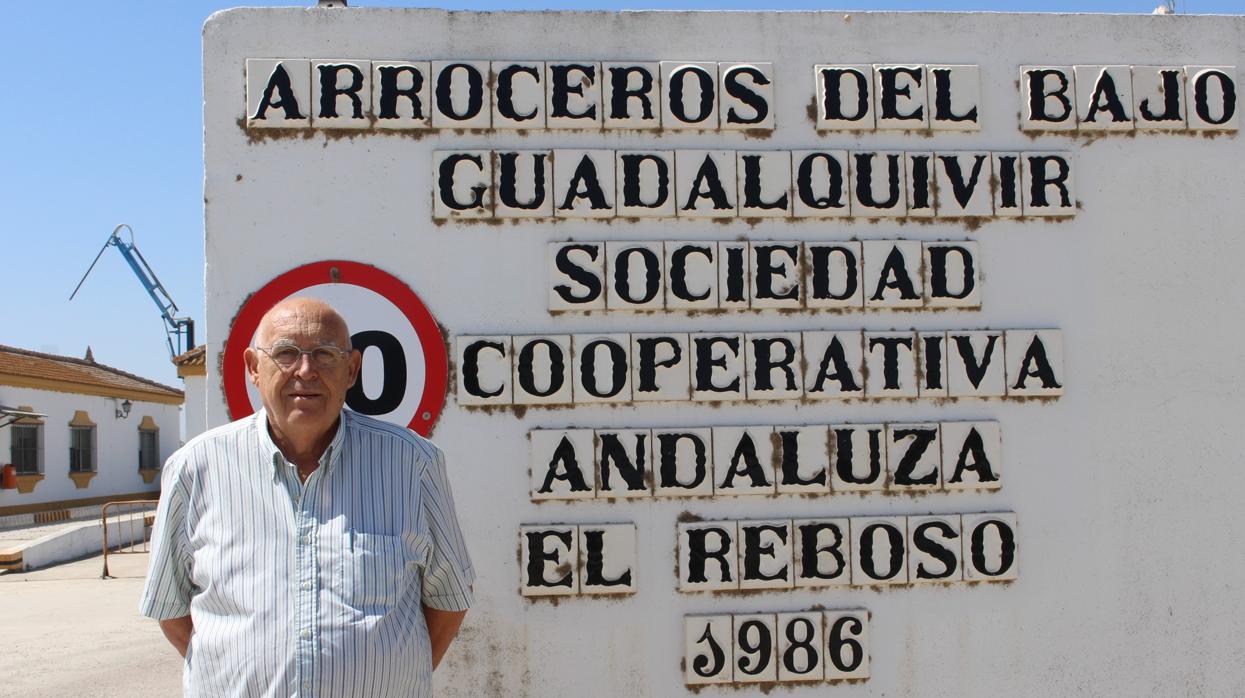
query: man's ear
244 347 261 385
346 349 362 388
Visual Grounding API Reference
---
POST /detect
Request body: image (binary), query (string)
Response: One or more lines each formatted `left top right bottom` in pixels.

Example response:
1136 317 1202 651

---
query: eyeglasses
256 343 348 370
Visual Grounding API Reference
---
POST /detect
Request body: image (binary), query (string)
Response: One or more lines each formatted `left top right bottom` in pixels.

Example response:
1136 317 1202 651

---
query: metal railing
100 499 158 579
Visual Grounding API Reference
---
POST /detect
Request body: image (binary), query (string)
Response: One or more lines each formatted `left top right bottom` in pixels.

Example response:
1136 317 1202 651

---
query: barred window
69 426 95 473
11 424 41 475
139 429 160 470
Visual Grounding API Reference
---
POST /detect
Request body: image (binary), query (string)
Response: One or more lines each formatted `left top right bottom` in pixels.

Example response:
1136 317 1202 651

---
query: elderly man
141 297 473 697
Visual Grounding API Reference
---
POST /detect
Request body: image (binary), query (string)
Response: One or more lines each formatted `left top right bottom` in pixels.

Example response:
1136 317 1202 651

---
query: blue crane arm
69 224 196 359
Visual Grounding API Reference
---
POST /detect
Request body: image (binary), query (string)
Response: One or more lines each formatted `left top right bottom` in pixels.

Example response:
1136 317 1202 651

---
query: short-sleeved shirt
139 409 474 698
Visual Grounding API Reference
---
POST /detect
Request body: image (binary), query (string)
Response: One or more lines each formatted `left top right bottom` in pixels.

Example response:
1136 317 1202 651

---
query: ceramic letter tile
630 334 691 402
1021 152 1076 217
690 333 745 402
511 334 573 405
676 150 738 218
616 151 676 217
664 242 718 310
793 519 852 587
553 149 617 218
776 612 825 682
311 60 371 129
874 65 929 130
907 515 964 584
529 429 596 501
595 429 654 498
774 426 830 495
823 610 870 680
1186 66 1239 131
946 331 1007 397
927 65 980 131
572 333 633 403
864 332 918 397
662 62 719 130
579 523 637 595
749 243 802 309
737 151 791 218
850 152 907 218
654 428 714 497
828 424 886 493
850 516 909 586
678 521 739 591
431 60 491 129
933 153 993 217
814 65 875 130
432 150 492 219
745 333 804 400
519 525 579 596
732 614 779 682
924 242 981 308
455 335 512 406
1132 66 1186 130
804 243 863 309
720 62 775 131
547 241 605 311
940 421 1003 490
491 61 546 129
684 615 735 684
886 423 942 492
862 240 923 309
1019 66 1077 131
246 59 311 128
497 151 554 219
791 150 852 218
961 512 1019 582
606 241 665 310
372 61 431 129
546 62 602 129
712 426 776 496
1004 329 1064 397
737 520 793 590
603 62 662 129
1075 65 1134 130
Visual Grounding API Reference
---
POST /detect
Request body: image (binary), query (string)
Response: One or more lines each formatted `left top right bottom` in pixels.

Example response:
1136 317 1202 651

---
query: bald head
256 297 352 350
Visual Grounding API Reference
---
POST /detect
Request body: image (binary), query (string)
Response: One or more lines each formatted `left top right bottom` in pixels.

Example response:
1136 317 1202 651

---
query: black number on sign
736 620 772 676
782 617 818 674
827 616 864 673
692 623 726 678
346 330 406 415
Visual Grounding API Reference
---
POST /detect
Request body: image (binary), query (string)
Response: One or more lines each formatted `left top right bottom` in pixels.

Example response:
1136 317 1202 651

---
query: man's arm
159 615 194 657
422 605 467 669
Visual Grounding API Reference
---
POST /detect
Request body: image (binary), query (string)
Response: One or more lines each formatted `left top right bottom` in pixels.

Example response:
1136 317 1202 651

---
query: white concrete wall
0 386 179 509
181 373 207 441
203 9 1245 696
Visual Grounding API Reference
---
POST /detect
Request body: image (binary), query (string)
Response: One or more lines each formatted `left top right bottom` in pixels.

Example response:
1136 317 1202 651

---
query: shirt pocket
340 531 429 614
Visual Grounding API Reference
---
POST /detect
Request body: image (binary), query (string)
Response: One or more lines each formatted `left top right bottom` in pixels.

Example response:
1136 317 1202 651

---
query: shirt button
301 581 312 590
301 629 311 639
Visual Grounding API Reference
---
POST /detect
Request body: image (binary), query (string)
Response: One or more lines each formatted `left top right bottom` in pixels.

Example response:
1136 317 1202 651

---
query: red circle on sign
223 260 448 436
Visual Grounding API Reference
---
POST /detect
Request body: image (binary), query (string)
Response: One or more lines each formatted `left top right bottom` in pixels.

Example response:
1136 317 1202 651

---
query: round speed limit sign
223 260 448 436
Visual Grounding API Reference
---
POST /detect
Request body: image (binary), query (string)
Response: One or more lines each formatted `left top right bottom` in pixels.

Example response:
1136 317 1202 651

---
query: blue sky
1 0 1238 387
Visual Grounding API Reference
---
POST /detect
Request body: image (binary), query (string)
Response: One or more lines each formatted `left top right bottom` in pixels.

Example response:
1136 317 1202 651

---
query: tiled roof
0 345 183 401
172 345 206 367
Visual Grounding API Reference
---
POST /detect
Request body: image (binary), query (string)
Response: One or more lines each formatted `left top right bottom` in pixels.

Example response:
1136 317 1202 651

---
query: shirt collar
256 408 349 475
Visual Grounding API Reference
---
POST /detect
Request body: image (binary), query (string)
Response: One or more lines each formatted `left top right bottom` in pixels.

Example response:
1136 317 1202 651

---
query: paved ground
0 552 182 697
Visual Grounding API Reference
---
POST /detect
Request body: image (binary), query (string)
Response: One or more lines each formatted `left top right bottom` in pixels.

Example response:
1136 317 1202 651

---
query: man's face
244 301 360 443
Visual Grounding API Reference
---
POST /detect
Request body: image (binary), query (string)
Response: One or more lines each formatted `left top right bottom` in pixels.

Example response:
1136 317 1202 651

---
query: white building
173 345 207 440
0 345 182 516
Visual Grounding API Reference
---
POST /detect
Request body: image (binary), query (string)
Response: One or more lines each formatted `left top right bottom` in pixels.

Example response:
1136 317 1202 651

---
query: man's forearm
422 605 468 669
159 615 194 657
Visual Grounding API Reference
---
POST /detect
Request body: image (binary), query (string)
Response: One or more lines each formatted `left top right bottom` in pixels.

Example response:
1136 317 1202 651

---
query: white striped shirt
140 409 474 698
